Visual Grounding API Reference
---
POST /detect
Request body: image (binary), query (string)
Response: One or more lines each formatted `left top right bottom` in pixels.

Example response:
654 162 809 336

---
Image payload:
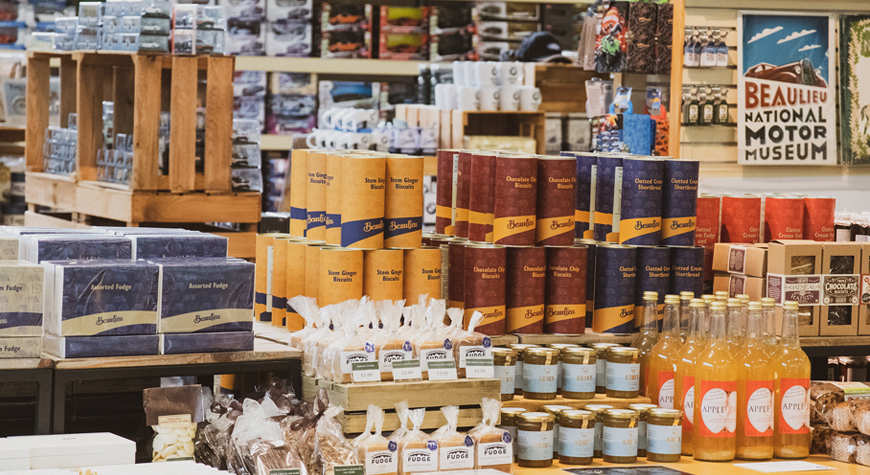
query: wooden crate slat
212 230 256 259
25 56 51 172
24 210 80 229
59 56 77 129
130 191 261 223
131 55 162 190
76 61 106 182
308 378 500 412
339 407 483 434
113 66 134 136
24 172 77 210
204 56 234 192
169 56 198 192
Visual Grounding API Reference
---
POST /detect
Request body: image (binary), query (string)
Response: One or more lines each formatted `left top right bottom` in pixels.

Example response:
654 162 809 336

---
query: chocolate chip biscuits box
153 258 255 333
44 260 159 336
129 234 228 260
0 260 44 336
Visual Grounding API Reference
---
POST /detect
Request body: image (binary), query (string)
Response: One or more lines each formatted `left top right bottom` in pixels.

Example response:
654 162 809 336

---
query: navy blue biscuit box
24 235 132 263
129 234 229 259
153 258 255 333
46 260 159 336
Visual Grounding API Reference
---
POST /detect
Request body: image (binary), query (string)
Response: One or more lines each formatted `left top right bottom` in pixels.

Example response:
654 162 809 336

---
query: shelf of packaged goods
505 393 652 412
514 332 636 346
234 56 450 76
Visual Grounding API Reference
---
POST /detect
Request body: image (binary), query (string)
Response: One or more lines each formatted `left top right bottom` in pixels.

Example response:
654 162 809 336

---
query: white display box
0 438 31 470
9 432 135 469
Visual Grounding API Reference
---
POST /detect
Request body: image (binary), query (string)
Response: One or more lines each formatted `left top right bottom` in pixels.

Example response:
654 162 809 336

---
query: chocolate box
766 239 822 337
820 242 861 336
713 271 764 301
0 336 41 358
160 331 254 354
712 242 767 277
153 258 255 333
857 244 870 335
43 332 159 358
23 235 132 263
129 234 228 260
0 236 17 259
44 260 159 337
0 260 43 336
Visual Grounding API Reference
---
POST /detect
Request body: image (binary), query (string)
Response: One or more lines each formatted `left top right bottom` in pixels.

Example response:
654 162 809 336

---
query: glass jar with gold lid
522 347 559 399
589 343 620 394
508 343 539 396
605 346 640 398
561 347 597 399
497 407 527 460
558 409 595 465
582 404 613 458
540 404 572 457
603 409 639 463
493 348 517 400
628 403 658 457
647 408 682 462
516 411 556 467
548 343 579 395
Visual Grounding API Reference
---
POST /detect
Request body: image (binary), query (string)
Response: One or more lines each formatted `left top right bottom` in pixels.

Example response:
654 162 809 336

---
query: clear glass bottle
736 294 750 334
649 295 682 409
737 302 774 460
773 301 811 459
693 301 737 461
726 298 744 359
679 292 693 344
674 299 707 456
761 298 778 356
634 292 659 397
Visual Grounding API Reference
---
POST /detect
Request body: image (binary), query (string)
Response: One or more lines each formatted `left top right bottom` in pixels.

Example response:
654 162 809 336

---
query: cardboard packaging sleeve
713 272 764 301
43 332 160 358
160 331 254 354
8 432 135 470
766 239 822 337
0 336 41 358
23 235 132 263
820 242 862 336
129 234 228 260
0 260 44 336
712 242 767 278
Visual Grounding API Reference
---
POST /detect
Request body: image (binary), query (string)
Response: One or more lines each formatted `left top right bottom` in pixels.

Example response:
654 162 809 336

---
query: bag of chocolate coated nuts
143 384 205 463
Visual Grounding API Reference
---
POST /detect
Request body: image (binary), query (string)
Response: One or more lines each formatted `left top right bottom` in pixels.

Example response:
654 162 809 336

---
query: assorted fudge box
0 226 256 359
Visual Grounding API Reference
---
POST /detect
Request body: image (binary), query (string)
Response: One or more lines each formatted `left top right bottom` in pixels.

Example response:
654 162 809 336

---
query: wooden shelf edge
234 56 445 75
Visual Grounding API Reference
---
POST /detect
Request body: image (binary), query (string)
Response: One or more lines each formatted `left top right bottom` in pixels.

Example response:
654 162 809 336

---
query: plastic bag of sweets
283 389 330 475
195 391 235 469
288 295 317 350
414 302 455 380
471 398 513 473
436 406 475 471
377 299 415 382
320 301 357 381
228 397 290 475
454 311 492 378
315 405 361 475
389 401 411 441
353 404 378 458
363 405 399 475
143 384 204 463
327 302 377 384
398 408 439 475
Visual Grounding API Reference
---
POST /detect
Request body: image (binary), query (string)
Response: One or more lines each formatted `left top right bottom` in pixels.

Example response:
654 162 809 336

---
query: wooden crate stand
25 52 79 211
523 63 606 114
451 110 546 154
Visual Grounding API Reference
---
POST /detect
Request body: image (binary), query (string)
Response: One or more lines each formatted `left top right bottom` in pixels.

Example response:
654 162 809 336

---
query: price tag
333 465 365 475
428 359 458 381
466 358 494 379
157 414 191 429
270 470 302 475
352 361 381 383
392 359 422 381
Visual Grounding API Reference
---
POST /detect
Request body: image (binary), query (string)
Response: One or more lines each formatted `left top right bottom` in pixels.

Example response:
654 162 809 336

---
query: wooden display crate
504 393 653 412
25 52 79 210
522 63 605 113
451 110 546 154
303 376 499 434
515 332 635 346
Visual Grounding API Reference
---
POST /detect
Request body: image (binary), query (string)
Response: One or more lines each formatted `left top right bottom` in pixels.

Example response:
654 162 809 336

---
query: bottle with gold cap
736 301 774 460
714 291 729 302
736 294 750 332
761 298 777 356
773 301 811 459
633 291 659 397
679 291 694 343
674 298 707 456
726 299 744 358
648 295 682 409
693 301 737 461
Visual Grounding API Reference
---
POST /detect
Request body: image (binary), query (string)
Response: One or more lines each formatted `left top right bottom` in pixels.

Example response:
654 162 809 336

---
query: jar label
779 378 810 434
556 361 562 389
562 362 596 394
365 450 398 475
605 362 640 392
494 365 516 395
477 441 512 466
657 371 675 409
439 445 474 470
682 376 695 431
517 429 553 461
647 423 681 455
603 426 638 458
596 359 606 387
698 380 737 438
594 421 603 452
515 361 524 390
496 425 518 456
637 421 647 451
402 444 438 472
559 426 594 459
523 363 557 394
745 379 774 437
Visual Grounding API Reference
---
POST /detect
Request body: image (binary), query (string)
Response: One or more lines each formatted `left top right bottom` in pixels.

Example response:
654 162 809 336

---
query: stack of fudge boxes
713 239 870 337
0 226 255 360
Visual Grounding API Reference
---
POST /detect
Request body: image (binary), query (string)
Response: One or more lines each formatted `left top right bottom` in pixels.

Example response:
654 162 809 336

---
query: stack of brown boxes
766 240 822 337
712 242 767 300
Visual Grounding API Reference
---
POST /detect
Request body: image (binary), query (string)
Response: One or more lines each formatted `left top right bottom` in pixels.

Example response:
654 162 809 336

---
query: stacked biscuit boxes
10 226 254 358
711 242 767 301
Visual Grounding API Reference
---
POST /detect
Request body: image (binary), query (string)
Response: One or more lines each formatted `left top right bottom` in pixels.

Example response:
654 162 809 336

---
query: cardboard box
0 438 30 470
9 432 135 469
820 242 861 336
767 239 822 337
0 260 44 336
0 336 41 358
713 271 764 301
43 332 160 358
859 243 870 335
712 242 767 277
160 331 254 354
